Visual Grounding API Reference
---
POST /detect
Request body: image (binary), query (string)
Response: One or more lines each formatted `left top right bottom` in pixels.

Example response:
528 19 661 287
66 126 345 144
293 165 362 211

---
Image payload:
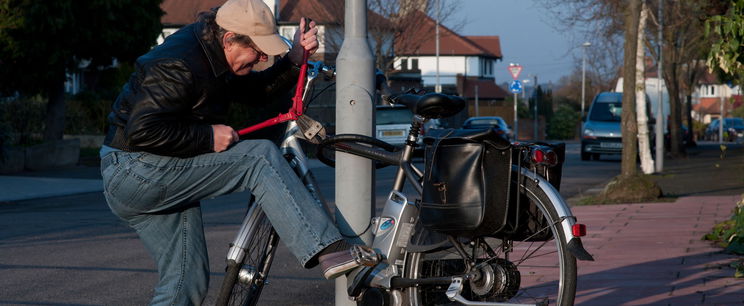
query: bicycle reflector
530 146 558 167
572 223 587 237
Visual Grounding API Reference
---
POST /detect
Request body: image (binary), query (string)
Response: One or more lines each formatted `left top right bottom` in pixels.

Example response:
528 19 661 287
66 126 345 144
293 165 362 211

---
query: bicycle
214 55 594 305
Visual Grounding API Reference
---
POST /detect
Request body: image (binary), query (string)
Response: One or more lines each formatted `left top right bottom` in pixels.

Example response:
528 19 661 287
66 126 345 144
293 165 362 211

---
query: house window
710 85 715 96
411 58 419 70
279 26 297 40
480 58 493 76
401 59 408 70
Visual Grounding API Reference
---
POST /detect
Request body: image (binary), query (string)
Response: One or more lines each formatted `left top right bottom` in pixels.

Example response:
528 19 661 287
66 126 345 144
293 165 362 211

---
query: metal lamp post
334 0 374 304
655 0 664 172
581 42 591 119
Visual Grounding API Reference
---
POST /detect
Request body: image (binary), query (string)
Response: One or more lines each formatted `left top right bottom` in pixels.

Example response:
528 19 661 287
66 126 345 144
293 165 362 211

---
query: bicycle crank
446 277 544 306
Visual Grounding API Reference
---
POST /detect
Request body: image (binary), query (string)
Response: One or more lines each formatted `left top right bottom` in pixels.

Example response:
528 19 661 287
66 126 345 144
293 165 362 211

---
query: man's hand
212 124 239 152
288 17 318 66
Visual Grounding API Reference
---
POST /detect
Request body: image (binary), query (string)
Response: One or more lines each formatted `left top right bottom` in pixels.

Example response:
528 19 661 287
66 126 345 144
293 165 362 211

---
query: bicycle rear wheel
215 204 279 306
403 169 577 305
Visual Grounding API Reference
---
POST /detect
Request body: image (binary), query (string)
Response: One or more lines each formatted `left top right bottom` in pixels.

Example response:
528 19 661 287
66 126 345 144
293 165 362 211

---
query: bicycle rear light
530 147 558 167
572 223 586 237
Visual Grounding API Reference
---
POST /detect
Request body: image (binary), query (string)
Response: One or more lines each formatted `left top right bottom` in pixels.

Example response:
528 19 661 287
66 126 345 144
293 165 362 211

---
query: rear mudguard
516 166 594 261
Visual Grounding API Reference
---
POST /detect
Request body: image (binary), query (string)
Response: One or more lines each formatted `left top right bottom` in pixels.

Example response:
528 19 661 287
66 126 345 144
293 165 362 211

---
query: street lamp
581 42 591 119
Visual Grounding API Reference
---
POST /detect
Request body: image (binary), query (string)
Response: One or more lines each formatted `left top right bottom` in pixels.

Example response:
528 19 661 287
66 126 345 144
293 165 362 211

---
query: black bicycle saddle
390 93 465 119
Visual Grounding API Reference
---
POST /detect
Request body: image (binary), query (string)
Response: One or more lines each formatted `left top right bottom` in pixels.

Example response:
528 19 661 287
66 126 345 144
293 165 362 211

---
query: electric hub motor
469 258 520 301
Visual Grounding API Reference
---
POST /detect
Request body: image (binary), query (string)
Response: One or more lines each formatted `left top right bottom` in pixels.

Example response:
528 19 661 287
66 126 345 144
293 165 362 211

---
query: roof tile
395 10 501 58
161 0 225 26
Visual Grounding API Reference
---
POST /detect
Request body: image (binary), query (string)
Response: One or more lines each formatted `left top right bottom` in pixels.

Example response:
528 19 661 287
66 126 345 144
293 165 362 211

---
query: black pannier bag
496 142 566 242
420 128 512 237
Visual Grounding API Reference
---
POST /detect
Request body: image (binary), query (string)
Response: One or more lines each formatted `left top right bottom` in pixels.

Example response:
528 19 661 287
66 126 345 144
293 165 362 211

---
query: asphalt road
0 142 622 305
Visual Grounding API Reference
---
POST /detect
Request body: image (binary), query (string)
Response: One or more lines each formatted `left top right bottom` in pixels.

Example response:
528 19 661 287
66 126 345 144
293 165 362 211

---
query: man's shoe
320 245 381 279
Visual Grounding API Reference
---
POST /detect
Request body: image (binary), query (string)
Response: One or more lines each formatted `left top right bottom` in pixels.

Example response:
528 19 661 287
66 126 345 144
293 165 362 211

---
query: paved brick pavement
574 195 743 305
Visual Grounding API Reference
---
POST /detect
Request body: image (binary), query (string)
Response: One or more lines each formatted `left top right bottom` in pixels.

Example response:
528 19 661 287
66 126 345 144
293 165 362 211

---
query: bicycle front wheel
403 169 577 305
215 204 279 306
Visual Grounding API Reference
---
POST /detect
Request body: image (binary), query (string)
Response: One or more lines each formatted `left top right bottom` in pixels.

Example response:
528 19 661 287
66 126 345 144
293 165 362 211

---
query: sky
450 0 585 85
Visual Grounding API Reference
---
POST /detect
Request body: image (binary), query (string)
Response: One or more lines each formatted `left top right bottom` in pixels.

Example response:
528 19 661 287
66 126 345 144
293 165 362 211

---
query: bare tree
540 0 727 159
322 0 463 73
641 1 728 155
584 39 624 93
621 0 641 178
537 0 626 113
636 2 654 174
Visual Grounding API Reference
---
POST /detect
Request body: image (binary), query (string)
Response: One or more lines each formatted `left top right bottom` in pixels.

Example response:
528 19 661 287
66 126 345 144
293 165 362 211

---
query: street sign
508 65 523 80
509 80 523 94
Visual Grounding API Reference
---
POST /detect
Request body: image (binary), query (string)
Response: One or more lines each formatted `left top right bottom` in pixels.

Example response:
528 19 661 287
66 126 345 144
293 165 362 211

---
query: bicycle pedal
351 245 382 267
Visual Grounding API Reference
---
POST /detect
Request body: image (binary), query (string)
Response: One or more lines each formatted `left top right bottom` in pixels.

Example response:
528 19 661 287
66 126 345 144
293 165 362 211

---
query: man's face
223 33 268 76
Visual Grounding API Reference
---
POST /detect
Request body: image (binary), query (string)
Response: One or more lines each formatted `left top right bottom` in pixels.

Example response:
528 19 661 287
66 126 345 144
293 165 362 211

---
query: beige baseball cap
216 0 288 55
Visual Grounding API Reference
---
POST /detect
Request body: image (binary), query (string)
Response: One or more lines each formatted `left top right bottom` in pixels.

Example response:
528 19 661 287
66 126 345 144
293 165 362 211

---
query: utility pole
581 42 591 119
507 63 523 140
534 75 538 140
334 0 374 304
719 96 724 143
655 0 664 172
475 84 479 116
514 92 519 140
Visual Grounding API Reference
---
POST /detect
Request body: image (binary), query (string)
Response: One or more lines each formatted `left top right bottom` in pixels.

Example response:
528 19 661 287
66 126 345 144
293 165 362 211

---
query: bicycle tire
215 204 279 306
402 168 577 305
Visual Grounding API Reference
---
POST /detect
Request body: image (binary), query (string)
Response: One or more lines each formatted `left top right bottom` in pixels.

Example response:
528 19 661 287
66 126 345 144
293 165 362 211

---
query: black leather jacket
104 21 299 157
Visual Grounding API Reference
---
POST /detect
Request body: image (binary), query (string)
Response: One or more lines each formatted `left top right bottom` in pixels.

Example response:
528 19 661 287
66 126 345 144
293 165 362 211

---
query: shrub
0 111 10 161
704 195 744 278
0 96 45 146
547 104 579 140
65 91 113 134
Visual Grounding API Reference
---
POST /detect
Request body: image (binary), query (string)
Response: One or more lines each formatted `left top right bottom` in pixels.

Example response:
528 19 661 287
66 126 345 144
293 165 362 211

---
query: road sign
509 80 523 94
508 65 523 80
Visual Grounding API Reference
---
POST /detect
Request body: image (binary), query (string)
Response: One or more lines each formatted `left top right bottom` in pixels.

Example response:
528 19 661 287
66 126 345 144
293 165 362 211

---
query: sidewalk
574 195 743 305
569 142 744 305
0 175 103 202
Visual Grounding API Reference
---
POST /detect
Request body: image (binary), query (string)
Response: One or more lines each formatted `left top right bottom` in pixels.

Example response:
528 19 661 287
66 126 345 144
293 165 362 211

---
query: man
100 0 372 304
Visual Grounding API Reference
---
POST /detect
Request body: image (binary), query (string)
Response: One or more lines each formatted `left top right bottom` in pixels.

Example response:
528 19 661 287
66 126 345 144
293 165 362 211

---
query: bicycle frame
225 55 592 305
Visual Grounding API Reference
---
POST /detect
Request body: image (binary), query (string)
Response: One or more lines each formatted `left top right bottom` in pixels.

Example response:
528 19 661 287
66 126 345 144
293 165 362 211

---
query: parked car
461 116 511 141
581 92 654 161
375 104 414 147
704 118 744 142
664 125 690 149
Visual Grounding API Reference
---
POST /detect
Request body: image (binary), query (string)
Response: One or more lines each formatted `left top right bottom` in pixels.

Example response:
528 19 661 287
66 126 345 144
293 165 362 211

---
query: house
392 10 505 123
393 10 503 93
160 0 251 44
692 71 743 123
615 60 743 126
278 0 393 66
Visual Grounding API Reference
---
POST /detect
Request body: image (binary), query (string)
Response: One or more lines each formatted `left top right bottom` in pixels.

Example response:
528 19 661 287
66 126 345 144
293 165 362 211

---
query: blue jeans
101 140 343 306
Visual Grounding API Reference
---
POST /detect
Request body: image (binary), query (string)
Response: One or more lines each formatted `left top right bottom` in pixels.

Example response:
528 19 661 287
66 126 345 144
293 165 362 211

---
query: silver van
581 92 653 161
